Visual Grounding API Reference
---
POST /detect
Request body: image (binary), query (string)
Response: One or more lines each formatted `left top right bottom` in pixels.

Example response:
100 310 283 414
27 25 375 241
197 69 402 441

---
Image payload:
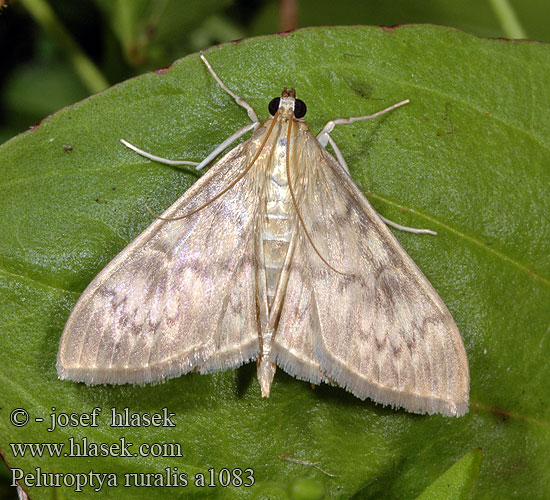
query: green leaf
415 448 482 500
0 25 548 500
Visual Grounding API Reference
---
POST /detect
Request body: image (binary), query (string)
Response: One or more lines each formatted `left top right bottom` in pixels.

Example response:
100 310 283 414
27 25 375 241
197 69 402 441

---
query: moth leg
120 121 257 171
378 215 437 235
324 133 351 175
324 133 437 236
120 139 199 167
317 101 437 236
317 100 410 178
193 122 257 170
316 99 410 145
200 54 260 125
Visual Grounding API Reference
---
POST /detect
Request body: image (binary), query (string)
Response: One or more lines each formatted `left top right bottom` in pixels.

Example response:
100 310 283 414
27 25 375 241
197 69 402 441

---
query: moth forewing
272 130 469 416
58 55 469 417
57 139 265 384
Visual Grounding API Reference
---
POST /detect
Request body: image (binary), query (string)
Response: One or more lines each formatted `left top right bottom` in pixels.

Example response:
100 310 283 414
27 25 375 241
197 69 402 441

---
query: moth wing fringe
57 340 259 386
312 345 468 416
271 344 328 386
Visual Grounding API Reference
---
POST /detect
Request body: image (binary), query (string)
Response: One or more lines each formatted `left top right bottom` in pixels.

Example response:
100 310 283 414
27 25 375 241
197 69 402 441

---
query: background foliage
0 1 549 500
2 0 550 143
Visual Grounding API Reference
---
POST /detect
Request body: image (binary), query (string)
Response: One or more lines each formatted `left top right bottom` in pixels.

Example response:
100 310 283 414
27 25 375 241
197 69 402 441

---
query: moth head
268 88 307 119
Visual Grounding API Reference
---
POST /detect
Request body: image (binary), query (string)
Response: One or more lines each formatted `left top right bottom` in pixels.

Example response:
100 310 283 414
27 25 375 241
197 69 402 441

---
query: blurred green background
1 0 549 147
0 1 548 499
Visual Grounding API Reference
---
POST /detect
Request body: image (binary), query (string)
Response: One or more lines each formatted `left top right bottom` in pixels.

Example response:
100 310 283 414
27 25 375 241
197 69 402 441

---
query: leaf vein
369 193 550 287
0 268 79 295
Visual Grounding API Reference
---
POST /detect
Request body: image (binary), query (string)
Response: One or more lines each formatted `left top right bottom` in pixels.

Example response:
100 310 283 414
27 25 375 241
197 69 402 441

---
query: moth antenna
147 112 280 222
286 116 346 276
145 203 165 219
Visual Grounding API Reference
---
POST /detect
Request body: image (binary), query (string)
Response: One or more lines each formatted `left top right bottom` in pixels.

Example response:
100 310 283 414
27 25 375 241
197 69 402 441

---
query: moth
58 54 469 417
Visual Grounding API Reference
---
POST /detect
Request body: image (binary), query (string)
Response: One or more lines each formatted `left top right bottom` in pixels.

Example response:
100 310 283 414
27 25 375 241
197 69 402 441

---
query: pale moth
58 54 470 417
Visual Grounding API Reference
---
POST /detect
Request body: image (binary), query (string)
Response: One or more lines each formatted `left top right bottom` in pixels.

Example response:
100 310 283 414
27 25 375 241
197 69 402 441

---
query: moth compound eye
268 98 280 116
294 99 307 118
